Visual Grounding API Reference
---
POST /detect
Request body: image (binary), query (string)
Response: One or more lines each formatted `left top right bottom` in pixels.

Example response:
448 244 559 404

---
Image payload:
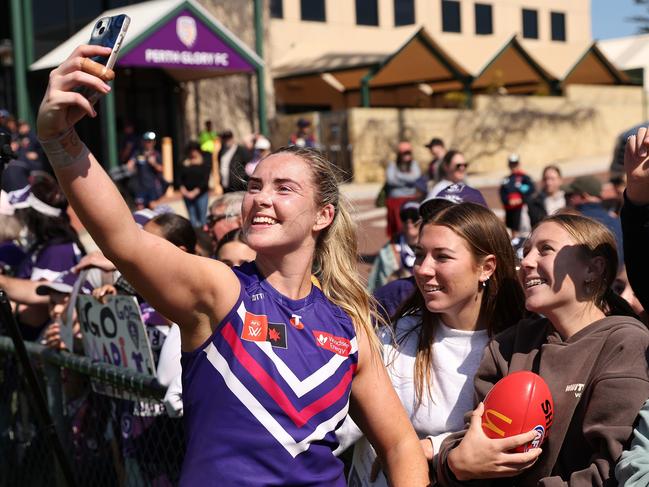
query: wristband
39 128 90 169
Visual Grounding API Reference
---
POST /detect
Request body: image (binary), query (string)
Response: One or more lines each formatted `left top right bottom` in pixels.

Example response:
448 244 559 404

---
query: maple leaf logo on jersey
269 328 281 342
267 323 288 349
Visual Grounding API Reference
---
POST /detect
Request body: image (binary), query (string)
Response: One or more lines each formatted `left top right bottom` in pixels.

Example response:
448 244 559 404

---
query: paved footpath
78 153 612 280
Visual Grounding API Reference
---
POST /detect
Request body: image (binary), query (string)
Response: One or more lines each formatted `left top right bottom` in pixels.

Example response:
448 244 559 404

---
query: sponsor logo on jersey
312 330 351 357
267 323 287 349
242 312 269 342
289 314 304 330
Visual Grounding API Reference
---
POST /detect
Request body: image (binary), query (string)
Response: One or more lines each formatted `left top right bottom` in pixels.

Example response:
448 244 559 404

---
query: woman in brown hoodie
437 213 649 486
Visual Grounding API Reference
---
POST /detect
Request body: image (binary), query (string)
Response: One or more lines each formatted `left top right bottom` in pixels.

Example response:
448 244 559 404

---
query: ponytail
313 195 383 354
604 288 642 321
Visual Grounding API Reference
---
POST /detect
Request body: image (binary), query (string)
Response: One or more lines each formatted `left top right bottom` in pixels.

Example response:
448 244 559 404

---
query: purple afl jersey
180 263 359 486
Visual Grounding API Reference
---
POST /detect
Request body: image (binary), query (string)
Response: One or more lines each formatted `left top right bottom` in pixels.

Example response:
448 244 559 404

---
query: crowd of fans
3 61 649 486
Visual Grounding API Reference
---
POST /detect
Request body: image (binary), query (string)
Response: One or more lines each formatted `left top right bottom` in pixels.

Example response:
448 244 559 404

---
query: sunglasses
206 213 231 227
453 163 469 170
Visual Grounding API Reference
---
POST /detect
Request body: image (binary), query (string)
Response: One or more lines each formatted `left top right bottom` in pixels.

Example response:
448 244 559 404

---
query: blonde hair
0 215 22 242
271 146 383 354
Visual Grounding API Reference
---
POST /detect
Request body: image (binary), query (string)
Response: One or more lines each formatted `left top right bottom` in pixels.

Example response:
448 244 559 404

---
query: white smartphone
82 14 130 104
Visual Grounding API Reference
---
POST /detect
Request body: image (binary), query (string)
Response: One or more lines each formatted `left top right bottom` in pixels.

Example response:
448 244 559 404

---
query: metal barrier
0 336 185 487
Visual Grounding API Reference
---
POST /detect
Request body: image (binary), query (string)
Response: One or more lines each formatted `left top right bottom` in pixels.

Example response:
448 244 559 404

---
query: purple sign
119 10 254 72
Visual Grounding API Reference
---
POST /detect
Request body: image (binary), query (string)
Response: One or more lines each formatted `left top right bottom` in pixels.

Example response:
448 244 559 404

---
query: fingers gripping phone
81 14 130 104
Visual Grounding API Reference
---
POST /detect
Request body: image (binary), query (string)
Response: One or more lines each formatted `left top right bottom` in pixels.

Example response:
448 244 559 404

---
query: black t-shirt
180 153 211 193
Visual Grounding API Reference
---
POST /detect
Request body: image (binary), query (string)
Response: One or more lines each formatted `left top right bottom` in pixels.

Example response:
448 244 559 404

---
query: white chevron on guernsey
204 342 350 458
236 302 358 398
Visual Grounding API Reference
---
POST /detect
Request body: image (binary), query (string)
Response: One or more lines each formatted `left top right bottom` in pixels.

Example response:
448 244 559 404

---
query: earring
481 277 489 289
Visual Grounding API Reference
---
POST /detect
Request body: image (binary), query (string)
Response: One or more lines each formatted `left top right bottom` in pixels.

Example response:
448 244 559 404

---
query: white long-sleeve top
156 323 183 417
336 314 489 484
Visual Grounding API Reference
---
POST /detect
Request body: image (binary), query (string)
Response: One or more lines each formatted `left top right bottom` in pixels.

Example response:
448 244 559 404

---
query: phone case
82 14 130 103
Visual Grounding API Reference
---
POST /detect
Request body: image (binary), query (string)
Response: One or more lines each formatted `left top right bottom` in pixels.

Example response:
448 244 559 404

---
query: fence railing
0 336 185 487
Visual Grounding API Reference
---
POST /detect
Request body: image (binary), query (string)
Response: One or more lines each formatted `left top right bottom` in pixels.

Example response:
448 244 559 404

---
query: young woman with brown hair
36 45 429 486
338 202 525 484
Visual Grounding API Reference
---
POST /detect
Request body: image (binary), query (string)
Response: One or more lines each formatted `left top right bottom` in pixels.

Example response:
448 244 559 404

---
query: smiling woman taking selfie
437 214 649 486
36 45 429 486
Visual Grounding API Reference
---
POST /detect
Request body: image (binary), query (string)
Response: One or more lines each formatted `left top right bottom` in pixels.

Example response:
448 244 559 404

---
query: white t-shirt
337 314 489 485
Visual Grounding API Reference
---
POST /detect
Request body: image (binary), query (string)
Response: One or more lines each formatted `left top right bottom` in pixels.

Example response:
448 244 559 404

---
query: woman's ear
585 255 606 283
313 203 335 232
480 254 497 283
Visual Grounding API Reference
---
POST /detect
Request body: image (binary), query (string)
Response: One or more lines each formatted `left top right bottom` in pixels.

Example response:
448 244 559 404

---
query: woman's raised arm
36 45 240 348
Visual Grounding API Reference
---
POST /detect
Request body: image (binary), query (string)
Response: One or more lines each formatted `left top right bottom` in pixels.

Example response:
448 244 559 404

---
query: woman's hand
420 437 434 461
42 322 65 350
72 251 116 273
447 402 542 481
92 284 117 304
37 45 114 140
625 126 649 205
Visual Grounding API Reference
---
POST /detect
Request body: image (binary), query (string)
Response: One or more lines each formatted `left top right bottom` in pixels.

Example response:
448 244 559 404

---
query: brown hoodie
437 315 649 487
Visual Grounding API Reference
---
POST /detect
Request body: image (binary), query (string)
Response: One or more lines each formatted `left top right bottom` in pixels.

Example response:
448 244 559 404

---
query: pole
10 0 32 125
253 0 268 135
361 78 371 107
22 0 35 66
100 90 118 170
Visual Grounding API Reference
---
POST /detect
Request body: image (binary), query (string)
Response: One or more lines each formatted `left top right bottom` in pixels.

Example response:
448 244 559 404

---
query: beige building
268 0 626 111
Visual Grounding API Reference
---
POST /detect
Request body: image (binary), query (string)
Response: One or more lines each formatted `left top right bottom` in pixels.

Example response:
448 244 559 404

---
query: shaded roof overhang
472 36 556 93
364 28 470 92
562 43 631 86
30 0 263 81
274 63 378 91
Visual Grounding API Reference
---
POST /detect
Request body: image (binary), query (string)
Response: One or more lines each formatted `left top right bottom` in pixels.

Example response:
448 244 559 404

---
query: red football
481 371 554 452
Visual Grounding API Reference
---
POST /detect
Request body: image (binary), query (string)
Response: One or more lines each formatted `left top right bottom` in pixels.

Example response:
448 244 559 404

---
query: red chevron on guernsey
221 323 355 428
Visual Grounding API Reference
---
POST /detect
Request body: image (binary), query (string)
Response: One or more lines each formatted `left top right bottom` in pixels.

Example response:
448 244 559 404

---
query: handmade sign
77 295 156 400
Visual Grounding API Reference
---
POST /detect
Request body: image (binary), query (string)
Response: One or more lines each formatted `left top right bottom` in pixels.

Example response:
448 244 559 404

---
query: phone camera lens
96 21 103 28
99 26 106 35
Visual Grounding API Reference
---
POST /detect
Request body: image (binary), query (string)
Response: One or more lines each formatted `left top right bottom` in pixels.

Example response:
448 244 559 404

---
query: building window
394 0 415 26
551 11 566 41
474 3 492 35
522 8 538 39
442 1 461 33
301 0 325 22
356 0 379 26
270 0 283 18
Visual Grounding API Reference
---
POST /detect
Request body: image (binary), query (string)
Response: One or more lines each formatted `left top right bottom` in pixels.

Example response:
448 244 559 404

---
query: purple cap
433 183 488 207
6 185 31 209
36 270 93 295
132 205 175 228
133 208 157 227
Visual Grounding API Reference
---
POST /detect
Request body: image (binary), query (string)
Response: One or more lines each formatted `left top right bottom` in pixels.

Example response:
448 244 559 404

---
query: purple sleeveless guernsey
180 263 358 486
